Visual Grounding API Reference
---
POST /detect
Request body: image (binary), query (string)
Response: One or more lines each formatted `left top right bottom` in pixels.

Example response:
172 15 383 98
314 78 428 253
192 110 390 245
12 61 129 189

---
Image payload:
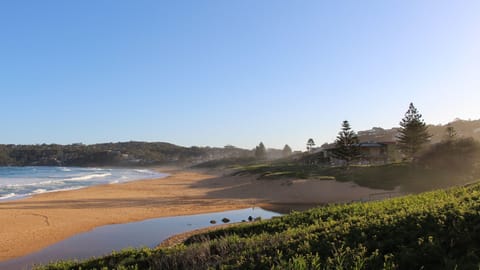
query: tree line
254 142 293 160
253 102 435 163
301 102 470 165
0 142 252 167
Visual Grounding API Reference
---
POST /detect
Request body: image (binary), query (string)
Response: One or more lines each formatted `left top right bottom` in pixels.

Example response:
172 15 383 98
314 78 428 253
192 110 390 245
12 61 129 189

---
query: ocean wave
28 186 85 196
1 173 112 188
134 169 154 174
5 179 65 187
0 193 17 200
38 180 60 186
3 181 47 188
66 173 112 181
85 167 110 171
0 167 167 201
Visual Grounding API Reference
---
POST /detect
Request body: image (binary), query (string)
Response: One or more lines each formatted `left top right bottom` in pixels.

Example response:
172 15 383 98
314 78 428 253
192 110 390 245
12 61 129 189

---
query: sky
0 1 479 151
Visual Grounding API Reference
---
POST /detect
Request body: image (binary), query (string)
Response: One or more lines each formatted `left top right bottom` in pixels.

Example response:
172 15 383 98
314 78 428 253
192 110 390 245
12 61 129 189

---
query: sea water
0 166 166 201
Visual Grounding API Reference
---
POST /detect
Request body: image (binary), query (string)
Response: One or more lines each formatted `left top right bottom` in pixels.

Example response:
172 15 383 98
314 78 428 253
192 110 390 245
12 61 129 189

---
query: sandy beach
0 168 395 262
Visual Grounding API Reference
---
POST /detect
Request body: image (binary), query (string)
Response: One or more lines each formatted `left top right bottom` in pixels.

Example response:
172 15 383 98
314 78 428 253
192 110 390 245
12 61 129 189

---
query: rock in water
221 218 230 223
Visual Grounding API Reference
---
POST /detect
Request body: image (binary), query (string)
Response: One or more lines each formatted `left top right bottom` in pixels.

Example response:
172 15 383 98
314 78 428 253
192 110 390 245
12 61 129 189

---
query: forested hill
0 142 252 167
358 119 480 143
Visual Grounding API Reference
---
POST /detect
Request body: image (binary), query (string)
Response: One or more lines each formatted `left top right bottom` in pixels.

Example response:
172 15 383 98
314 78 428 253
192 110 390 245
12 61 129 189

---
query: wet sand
0 168 395 262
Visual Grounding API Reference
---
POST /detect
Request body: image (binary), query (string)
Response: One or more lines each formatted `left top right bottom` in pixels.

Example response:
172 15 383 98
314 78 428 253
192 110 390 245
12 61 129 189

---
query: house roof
357 142 385 148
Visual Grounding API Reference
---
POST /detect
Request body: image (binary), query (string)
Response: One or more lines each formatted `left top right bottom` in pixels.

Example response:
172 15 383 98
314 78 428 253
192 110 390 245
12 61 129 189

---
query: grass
233 161 479 193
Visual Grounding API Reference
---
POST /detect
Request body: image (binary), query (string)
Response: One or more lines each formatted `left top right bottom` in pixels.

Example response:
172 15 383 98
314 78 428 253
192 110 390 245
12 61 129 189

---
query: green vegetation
231 134 480 192
38 181 480 270
234 161 478 192
332 120 360 165
307 138 315 152
231 107 478 193
397 103 432 160
355 119 480 144
234 135 480 193
255 142 267 160
0 142 251 167
418 138 480 174
11 103 480 269
282 144 293 157
444 125 457 141
191 157 258 170
428 119 480 143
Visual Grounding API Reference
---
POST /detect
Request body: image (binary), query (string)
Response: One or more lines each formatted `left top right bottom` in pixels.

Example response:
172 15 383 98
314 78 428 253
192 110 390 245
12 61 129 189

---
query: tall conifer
333 120 359 165
397 103 431 160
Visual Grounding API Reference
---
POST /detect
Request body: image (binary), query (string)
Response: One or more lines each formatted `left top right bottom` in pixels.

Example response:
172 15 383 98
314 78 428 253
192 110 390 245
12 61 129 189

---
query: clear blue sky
1 1 479 150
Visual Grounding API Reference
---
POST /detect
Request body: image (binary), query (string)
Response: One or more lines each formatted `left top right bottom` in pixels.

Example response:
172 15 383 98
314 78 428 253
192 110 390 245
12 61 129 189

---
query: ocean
0 166 167 201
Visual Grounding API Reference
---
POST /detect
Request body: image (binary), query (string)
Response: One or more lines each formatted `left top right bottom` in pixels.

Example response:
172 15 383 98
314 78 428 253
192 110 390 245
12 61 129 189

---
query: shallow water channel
1 207 280 270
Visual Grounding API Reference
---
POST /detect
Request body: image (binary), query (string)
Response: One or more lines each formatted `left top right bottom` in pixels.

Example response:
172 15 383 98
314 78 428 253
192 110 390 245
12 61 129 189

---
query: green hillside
0 142 251 167
39 181 480 270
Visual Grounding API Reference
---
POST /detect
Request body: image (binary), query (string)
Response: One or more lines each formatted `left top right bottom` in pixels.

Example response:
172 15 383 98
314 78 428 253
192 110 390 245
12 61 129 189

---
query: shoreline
0 166 167 202
0 168 256 262
0 167 395 263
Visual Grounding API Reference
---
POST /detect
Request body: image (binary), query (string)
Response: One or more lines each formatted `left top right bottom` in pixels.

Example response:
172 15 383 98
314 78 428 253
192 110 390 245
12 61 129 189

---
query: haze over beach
1 1 480 270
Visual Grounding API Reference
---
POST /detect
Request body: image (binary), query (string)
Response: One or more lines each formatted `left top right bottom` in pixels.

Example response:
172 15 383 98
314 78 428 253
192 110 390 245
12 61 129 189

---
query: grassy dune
234 162 478 193
39 180 480 270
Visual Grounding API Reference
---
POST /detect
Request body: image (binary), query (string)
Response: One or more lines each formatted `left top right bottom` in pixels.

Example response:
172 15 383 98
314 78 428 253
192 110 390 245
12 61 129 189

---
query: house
358 141 400 164
318 141 400 165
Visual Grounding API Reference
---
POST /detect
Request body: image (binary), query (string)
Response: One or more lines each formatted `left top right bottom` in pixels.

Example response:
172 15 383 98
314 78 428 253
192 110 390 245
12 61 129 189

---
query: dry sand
0 168 395 262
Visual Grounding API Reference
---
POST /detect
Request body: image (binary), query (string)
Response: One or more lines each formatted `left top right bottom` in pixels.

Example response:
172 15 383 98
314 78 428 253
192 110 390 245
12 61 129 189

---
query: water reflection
0 207 280 270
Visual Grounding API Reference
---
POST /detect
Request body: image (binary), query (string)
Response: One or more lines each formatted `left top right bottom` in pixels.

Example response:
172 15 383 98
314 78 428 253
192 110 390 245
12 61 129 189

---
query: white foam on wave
66 173 112 181
3 181 45 188
0 193 17 200
20 186 87 198
6 179 65 187
39 180 60 185
0 167 167 201
134 169 153 174
85 167 109 171
37 186 85 194
4 179 67 188
2 173 113 189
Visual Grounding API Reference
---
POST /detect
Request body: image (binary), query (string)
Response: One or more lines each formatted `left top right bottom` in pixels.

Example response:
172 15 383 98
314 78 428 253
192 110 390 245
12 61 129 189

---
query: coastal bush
418 138 480 174
0 142 253 167
234 160 480 193
38 181 480 270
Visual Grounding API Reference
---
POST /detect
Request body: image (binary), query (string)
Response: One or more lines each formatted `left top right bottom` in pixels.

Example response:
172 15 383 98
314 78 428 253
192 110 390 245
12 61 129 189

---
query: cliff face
0 142 253 167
